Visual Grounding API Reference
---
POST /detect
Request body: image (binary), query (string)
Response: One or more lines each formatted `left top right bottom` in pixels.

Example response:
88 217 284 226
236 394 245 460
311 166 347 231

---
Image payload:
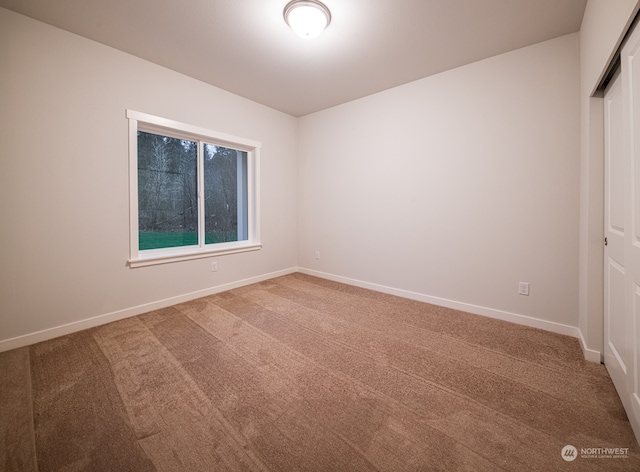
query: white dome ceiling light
283 0 332 39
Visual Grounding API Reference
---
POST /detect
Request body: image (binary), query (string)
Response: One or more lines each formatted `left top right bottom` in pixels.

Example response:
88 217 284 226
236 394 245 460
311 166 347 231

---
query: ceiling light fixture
283 0 331 39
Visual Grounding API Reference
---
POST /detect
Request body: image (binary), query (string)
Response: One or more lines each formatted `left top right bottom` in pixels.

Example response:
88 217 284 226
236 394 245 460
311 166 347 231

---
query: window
127 110 261 267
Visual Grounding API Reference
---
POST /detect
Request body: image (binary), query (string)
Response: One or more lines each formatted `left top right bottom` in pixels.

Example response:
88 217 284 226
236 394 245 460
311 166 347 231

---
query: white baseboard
0 266 596 361
297 267 581 339
0 267 297 353
577 328 603 364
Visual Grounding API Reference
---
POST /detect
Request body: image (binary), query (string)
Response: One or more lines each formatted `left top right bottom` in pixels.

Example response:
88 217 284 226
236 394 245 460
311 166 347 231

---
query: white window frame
127 110 261 268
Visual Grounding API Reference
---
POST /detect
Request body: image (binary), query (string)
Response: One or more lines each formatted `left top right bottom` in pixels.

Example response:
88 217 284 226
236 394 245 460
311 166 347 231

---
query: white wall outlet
211 261 218 272
315 251 320 260
518 282 530 296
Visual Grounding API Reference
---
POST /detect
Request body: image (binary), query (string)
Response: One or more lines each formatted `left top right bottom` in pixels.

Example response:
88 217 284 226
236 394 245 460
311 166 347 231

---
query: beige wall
0 8 299 349
298 34 581 333
578 0 640 361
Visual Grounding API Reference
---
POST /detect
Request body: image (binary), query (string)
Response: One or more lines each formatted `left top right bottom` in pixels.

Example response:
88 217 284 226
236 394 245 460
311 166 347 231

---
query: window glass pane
138 131 198 250
203 144 248 244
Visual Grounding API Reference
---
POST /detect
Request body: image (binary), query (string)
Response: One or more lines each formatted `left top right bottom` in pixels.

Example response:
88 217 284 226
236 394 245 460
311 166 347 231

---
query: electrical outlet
518 282 530 296
315 251 320 260
211 261 218 272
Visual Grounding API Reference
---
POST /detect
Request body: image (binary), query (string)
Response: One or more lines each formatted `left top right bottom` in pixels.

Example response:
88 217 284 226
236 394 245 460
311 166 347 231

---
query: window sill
128 243 262 268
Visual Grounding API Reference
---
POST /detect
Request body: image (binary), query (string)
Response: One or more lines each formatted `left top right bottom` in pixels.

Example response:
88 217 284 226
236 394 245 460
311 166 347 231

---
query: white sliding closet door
604 21 640 443
604 70 628 404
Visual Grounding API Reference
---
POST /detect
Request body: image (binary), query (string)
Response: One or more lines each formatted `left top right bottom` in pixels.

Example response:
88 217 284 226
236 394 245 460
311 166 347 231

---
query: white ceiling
0 0 587 117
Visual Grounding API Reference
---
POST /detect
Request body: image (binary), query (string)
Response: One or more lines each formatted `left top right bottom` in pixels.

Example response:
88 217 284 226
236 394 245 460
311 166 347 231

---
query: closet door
623 20 640 440
604 71 628 405
604 21 640 442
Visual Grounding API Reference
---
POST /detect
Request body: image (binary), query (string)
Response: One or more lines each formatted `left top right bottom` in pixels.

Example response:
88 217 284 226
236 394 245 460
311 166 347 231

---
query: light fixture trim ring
283 0 332 36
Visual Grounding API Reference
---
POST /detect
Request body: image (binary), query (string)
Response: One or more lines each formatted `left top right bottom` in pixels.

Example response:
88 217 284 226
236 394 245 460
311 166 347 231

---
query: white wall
0 7 596 351
0 8 298 349
578 0 640 362
298 34 581 333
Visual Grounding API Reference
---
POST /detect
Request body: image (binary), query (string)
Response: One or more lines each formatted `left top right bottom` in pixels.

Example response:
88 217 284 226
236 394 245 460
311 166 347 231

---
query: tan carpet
1 273 639 471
